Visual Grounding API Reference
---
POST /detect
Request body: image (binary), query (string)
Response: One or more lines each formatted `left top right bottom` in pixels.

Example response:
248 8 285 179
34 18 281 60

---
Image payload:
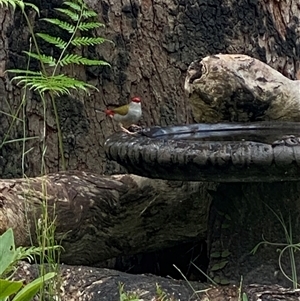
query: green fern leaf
7 69 43 76
10 73 98 95
60 54 110 66
0 0 16 10
82 9 97 18
41 18 75 33
63 1 81 11
78 22 105 31
16 0 25 10
82 59 110 66
23 1 40 15
71 37 109 46
59 54 82 66
55 8 79 21
1 0 39 13
36 33 67 49
23 51 57 66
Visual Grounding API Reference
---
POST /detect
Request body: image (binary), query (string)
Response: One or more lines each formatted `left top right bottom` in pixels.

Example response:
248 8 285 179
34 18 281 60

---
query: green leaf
0 0 16 10
12 272 56 301
0 279 23 299
63 1 81 11
4 0 40 13
78 21 104 31
210 260 228 271
15 0 24 11
10 73 98 95
0 228 16 276
221 249 231 258
60 54 110 66
7 69 43 76
210 251 221 258
55 8 79 21
41 18 75 33
23 2 39 15
212 276 230 285
82 10 97 18
224 214 231 221
71 36 109 46
36 33 67 50
221 223 230 229
23 51 57 66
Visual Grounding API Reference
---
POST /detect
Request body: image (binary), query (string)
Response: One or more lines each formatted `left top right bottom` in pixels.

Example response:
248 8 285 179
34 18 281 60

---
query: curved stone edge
105 133 300 182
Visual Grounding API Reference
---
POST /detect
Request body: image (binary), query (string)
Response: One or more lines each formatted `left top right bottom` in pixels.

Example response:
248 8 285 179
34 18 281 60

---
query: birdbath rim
105 122 300 183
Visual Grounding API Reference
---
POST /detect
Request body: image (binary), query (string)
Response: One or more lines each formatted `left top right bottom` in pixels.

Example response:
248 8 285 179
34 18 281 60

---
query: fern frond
82 9 97 18
36 33 67 49
23 51 57 66
0 0 16 10
41 18 75 33
10 73 98 95
78 21 105 31
71 37 109 46
60 54 110 66
63 1 81 11
23 1 39 14
0 0 39 13
55 8 79 21
7 69 43 75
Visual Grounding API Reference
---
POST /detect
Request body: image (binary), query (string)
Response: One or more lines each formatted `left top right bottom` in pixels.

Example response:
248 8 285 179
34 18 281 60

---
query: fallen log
184 54 300 123
14 261 300 301
0 170 212 265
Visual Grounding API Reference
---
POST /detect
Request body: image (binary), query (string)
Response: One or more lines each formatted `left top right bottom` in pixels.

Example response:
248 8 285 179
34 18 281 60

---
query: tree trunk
1 0 299 177
0 170 212 265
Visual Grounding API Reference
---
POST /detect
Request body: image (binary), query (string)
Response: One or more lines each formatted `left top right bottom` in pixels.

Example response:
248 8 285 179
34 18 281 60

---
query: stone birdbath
105 54 300 287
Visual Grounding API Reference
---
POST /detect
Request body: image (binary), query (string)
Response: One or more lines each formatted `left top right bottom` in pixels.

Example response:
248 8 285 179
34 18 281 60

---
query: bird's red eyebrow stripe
131 97 141 102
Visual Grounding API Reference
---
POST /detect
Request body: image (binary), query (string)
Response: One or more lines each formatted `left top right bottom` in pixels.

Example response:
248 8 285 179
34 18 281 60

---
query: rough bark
14 261 300 301
0 0 299 178
185 54 300 123
0 170 212 265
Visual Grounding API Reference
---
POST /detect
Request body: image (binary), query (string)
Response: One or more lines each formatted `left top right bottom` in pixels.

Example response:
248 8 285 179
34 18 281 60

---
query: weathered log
14 261 300 301
105 124 300 182
184 54 300 123
0 170 212 265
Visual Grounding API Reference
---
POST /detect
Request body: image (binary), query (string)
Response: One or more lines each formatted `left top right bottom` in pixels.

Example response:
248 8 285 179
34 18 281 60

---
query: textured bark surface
0 0 299 177
14 261 300 301
0 170 211 265
185 54 300 123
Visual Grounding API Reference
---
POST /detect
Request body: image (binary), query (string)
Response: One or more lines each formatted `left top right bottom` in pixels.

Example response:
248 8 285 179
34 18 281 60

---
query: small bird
105 96 142 134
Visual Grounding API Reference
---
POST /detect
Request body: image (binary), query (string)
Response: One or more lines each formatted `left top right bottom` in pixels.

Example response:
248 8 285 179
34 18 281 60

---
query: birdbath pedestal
105 122 300 286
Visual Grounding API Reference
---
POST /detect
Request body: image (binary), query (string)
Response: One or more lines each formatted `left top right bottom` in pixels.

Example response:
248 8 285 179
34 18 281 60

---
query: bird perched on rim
105 96 142 134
